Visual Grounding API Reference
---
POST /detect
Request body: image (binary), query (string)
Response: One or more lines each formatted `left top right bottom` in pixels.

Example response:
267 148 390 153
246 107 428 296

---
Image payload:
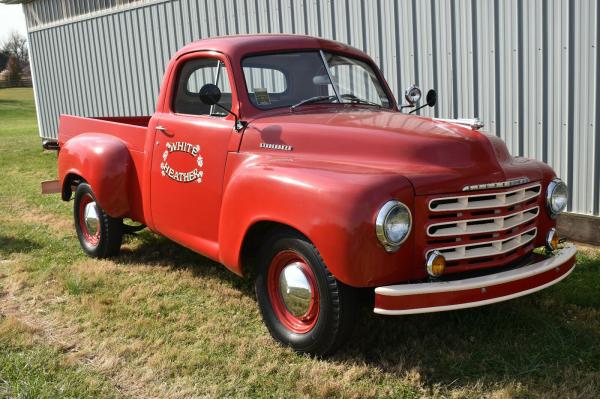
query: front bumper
374 245 577 315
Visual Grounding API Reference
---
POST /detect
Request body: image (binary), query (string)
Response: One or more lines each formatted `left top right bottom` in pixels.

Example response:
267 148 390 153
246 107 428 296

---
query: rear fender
58 133 131 217
218 155 416 287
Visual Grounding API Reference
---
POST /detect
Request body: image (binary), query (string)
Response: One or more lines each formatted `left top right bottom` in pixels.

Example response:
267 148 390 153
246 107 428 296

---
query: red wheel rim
79 193 100 246
267 250 320 334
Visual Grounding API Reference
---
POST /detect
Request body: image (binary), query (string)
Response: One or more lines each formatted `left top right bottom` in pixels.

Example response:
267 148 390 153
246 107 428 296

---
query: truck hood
246 109 552 195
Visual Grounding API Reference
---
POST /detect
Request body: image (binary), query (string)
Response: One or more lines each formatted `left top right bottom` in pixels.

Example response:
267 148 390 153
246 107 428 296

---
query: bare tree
6 56 23 83
1 31 29 69
0 49 9 71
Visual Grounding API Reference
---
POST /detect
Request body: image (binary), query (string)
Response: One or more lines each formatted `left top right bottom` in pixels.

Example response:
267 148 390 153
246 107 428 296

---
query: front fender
219 154 417 287
58 133 131 217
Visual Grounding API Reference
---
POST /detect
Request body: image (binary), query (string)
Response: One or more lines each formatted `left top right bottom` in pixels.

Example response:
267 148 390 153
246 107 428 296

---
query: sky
0 4 27 43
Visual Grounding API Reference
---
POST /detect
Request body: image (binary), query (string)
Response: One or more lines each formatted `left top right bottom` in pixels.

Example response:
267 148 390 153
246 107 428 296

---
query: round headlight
546 178 568 218
376 201 412 252
404 85 422 105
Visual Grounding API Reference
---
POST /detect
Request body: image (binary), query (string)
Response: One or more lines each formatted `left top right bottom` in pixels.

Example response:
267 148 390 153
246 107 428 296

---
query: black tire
73 183 123 258
255 229 357 356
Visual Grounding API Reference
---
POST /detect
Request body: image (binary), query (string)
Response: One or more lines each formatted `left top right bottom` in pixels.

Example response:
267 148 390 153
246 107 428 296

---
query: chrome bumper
374 245 577 315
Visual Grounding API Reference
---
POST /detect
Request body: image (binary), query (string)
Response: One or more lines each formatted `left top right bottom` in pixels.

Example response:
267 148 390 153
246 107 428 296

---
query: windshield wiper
348 98 382 108
290 95 336 111
340 94 382 108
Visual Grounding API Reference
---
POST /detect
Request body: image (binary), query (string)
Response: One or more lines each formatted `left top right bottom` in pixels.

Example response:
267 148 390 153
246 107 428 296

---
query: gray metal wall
25 0 600 217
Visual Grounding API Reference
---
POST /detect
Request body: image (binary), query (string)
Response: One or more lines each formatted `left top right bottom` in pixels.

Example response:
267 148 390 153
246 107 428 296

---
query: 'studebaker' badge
260 142 293 151
160 141 204 183
462 177 529 191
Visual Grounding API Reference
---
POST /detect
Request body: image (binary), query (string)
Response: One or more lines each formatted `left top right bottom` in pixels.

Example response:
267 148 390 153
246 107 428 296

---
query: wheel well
239 221 308 279
62 173 85 201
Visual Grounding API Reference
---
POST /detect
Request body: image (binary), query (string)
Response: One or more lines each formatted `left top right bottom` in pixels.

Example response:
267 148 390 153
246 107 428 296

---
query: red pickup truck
46 34 576 355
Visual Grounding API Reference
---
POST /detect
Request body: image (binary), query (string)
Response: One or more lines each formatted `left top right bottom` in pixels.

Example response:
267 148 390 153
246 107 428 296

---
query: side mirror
426 89 437 107
199 83 222 105
198 83 247 131
408 88 437 114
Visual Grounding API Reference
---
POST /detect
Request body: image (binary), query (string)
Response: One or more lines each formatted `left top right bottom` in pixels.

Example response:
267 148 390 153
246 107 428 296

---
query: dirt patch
571 241 600 255
0 292 161 399
0 198 72 234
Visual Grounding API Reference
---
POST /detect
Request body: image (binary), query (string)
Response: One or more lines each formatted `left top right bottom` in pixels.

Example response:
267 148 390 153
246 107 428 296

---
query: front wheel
255 230 357 356
73 183 123 258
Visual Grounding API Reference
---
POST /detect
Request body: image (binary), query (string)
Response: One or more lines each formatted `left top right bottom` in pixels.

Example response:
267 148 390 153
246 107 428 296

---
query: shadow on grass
113 231 599 392
116 231 254 295
339 255 600 392
0 98 30 110
0 234 41 258
338 304 599 391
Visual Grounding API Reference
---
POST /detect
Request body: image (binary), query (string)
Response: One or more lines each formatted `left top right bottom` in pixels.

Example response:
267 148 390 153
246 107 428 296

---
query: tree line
1 31 30 84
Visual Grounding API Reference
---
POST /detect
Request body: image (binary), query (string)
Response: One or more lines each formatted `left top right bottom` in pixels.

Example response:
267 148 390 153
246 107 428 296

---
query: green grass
0 317 119 399
0 87 599 398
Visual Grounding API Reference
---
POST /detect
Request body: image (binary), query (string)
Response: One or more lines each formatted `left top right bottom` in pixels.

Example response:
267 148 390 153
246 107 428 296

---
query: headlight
375 200 412 252
546 178 568 218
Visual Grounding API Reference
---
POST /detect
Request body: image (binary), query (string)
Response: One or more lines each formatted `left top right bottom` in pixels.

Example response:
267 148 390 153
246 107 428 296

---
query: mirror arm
409 103 428 114
213 103 247 131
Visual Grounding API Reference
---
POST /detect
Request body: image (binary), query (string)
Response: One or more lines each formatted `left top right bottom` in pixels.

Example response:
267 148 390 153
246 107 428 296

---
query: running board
41 180 61 194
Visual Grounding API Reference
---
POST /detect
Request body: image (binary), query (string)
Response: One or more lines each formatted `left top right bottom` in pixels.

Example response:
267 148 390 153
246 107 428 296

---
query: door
150 54 238 256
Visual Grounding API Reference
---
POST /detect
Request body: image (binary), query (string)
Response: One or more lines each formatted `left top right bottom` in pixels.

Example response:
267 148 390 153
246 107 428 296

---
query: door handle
156 125 174 137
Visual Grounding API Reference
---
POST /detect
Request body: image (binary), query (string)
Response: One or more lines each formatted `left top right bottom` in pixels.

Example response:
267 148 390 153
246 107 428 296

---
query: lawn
0 87 599 398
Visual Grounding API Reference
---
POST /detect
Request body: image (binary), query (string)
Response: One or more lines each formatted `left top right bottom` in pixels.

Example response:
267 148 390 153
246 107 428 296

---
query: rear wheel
255 229 357 356
73 183 123 258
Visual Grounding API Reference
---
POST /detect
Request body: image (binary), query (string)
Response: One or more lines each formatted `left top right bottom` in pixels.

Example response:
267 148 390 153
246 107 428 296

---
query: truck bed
57 114 151 223
57 115 151 153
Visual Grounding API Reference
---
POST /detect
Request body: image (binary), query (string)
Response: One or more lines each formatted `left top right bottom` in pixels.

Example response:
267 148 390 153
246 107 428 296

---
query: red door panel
149 53 239 258
150 113 234 256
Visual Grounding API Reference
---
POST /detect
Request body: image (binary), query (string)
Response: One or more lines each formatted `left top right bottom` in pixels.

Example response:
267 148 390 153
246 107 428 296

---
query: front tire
73 183 123 258
255 230 357 356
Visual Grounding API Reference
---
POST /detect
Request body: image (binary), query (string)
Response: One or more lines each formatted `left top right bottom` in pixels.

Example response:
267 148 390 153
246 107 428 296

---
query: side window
243 66 287 95
173 58 232 116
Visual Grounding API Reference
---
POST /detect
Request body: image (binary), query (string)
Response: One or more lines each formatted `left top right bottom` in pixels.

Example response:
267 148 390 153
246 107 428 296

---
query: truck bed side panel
58 115 148 151
57 115 150 223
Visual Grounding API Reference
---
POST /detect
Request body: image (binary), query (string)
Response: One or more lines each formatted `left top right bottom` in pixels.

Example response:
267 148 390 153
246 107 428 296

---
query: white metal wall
24 0 600 217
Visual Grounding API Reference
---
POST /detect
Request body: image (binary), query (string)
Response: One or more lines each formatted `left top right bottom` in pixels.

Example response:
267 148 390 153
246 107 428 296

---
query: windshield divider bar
319 50 342 103
210 60 222 116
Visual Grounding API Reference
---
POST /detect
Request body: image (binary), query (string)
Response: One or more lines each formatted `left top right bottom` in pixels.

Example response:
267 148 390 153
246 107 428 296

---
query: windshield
242 51 392 110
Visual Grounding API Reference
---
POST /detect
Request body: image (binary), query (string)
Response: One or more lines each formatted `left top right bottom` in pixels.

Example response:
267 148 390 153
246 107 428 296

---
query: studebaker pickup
44 34 576 356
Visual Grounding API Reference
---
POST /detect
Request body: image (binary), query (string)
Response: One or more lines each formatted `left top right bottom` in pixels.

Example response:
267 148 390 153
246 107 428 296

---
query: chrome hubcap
83 201 100 237
278 262 313 317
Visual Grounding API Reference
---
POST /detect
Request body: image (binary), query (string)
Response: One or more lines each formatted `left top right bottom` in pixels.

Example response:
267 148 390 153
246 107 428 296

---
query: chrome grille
429 184 541 212
427 228 537 261
427 206 539 237
424 183 542 269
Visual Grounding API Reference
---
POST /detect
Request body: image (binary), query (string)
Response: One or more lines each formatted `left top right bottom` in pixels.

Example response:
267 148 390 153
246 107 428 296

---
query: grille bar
427 228 537 262
427 206 539 237
429 183 541 212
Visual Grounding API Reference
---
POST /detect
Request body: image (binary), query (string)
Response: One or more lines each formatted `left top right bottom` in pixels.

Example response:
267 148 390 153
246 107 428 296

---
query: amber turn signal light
546 228 559 251
426 251 446 277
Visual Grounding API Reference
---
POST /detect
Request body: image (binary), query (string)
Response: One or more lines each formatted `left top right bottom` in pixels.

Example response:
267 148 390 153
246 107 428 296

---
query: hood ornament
434 118 484 130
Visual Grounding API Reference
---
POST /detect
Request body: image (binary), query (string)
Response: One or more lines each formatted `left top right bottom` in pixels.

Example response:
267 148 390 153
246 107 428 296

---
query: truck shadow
117 231 255 295
117 232 599 393
333 261 600 392
0 234 41 258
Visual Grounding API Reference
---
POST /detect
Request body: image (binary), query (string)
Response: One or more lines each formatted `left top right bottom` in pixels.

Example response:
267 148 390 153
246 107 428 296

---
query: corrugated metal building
5 0 600 219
